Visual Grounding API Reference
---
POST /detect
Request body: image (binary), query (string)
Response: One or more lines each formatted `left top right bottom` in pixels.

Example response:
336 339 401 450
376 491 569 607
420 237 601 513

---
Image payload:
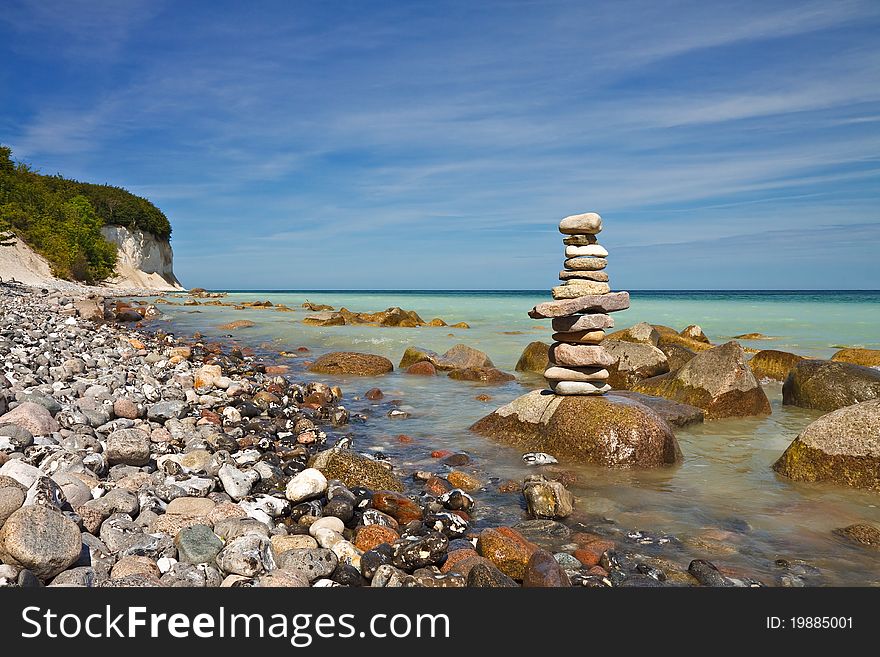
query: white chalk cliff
0 225 182 292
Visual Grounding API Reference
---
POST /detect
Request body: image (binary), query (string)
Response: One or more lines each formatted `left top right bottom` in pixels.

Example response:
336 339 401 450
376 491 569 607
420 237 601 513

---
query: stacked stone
528 212 630 395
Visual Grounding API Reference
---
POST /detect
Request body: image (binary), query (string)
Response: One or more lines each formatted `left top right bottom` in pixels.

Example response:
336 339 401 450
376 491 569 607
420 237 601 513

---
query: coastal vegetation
0 145 171 283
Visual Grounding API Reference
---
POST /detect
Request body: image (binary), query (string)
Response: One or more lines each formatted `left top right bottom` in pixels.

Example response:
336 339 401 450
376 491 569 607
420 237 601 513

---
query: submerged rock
773 398 880 491
308 352 394 376
782 360 880 411
833 524 880 549
633 341 770 419
608 391 704 427
447 367 514 383
470 389 681 467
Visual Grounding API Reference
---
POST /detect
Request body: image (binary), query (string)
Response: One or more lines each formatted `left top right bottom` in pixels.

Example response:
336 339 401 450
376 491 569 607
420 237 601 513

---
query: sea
140 290 880 586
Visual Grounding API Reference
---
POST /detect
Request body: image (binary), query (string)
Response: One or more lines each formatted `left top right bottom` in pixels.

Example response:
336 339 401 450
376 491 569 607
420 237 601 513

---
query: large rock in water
605 322 659 346
748 350 804 381
782 360 880 411
308 352 394 376
831 348 880 367
0 505 82 580
469 390 681 467
773 399 880 491
515 341 550 374
602 340 669 389
608 391 704 427
309 448 404 492
399 344 493 371
632 341 770 419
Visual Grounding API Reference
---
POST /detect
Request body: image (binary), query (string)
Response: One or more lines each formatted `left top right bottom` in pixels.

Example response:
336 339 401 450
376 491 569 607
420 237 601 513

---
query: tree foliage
0 145 171 283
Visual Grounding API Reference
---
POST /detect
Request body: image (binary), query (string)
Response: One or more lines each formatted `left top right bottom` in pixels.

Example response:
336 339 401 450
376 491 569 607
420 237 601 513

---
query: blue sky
1 0 879 290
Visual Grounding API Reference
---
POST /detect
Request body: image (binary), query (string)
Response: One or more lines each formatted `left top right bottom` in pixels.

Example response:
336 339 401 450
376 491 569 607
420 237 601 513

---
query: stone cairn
528 212 630 395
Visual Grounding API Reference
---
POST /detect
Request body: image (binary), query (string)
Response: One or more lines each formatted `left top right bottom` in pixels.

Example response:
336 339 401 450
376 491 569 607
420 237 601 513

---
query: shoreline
1 284 877 588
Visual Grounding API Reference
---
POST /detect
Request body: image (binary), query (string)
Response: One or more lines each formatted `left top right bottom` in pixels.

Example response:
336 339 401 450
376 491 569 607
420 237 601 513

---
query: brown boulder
659 343 697 372
447 367 515 383
749 350 804 381
632 341 770 419
302 312 345 326
476 527 537 580
782 360 880 411
405 361 437 376
605 322 659 346
773 399 880 491
515 341 550 374
308 352 393 376
831 348 880 367
470 390 680 468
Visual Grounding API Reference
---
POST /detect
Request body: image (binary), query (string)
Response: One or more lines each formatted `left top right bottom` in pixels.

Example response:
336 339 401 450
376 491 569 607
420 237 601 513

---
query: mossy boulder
515 341 550 374
448 367 515 383
604 322 659 346
831 348 880 367
469 389 681 468
308 352 393 376
310 448 404 492
749 350 804 381
399 344 493 371
609 391 704 427
654 325 714 353
632 341 770 419
659 343 697 372
782 360 880 411
603 340 669 389
773 399 880 491
680 325 710 344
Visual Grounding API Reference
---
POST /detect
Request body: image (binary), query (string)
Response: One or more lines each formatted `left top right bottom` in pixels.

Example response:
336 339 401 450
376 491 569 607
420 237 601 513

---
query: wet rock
515 341 550 374
748 350 805 381
773 399 880 491
783 360 880 411
308 352 394 376
466 562 518 587
447 367 515 383
175 524 224 564
372 491 423 524
310 448 403 492
354 525 399 552
688 559 734 587
391 532 448 570
442 452 470 466
0 401 60 436
424 511 468 538
446 471 480 491
470 390 681 467
522 550 571 587
105 428 151 466
633 341 771 419
405 361 437 376
522 475 574 519
0 505 82 580
400 344 493 371
513 519 571 549
476 527 537 580
276 548 338 582
833 524 880 549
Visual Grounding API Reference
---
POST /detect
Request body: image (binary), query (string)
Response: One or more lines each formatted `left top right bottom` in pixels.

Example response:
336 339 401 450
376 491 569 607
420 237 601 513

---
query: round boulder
515 341 550 374
773 399 880 491
308 352 394 376
0 505 82 580
831 348 880 367
783 360 880 411
469 389 681 467
633 341 770 419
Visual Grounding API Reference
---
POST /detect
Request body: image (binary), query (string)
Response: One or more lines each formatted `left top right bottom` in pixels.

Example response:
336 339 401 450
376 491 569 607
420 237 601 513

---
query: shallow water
141 290 880 585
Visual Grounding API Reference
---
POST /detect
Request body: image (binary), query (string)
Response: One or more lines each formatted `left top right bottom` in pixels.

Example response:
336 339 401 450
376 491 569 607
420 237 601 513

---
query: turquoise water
142 290 880 585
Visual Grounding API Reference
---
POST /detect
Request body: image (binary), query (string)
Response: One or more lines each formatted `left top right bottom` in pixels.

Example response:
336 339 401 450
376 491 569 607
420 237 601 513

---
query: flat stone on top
530 292 629 319
558 213 602 235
